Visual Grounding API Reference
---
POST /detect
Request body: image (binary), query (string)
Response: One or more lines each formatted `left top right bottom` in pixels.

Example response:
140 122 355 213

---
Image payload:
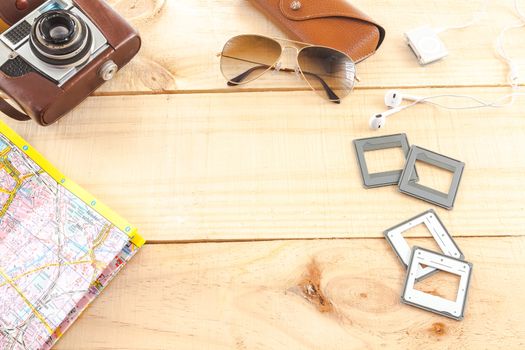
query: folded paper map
0 121 145 350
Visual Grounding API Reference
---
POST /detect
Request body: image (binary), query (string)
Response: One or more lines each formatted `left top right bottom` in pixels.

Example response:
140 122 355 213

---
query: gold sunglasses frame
218 34 358 103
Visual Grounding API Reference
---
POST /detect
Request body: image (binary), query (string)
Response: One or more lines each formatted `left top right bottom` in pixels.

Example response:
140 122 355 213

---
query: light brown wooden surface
55 237 525 349
2 0 525 348
5 86 525 241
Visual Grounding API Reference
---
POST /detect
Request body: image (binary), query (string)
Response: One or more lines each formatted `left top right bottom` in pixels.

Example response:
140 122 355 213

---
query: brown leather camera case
248 0 385 62
0 0 141 125
0 1 46 28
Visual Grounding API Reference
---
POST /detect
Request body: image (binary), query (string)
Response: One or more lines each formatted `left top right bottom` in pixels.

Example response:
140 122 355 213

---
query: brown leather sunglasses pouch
247 0 386 62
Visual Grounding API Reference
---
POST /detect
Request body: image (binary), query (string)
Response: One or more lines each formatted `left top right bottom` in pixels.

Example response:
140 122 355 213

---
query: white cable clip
404 26 448 65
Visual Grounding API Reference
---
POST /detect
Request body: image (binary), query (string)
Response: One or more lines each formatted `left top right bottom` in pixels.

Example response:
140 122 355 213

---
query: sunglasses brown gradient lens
297 47 356 103
220 35 282 85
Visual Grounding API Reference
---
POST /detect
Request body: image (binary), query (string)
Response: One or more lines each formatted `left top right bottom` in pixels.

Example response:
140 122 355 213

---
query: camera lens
30 10 93 67
42 15 75 43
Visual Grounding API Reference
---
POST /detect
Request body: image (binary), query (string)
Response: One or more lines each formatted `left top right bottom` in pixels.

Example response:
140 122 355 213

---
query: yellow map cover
0 120 144 349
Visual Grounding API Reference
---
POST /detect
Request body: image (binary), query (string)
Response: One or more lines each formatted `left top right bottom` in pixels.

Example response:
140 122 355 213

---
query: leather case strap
0 97 30 121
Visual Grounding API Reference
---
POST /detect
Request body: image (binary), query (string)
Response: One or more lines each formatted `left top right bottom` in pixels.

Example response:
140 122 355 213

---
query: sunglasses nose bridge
281 45 300 52
276 46 301 70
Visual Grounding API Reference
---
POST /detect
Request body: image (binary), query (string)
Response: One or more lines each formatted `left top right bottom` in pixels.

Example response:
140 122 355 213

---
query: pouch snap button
290 1 301 11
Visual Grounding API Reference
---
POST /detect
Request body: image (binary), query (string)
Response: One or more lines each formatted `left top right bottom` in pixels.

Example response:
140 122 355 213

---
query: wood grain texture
4 87 524 241
94 0 525 94
55 236 525 349
1 1 524 348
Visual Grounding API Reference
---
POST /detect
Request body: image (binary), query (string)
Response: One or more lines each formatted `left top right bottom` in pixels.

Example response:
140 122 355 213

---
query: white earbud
384 90 421 108
369 90 421 129
368 106 407 130
368 113 385 130
368 90 424 130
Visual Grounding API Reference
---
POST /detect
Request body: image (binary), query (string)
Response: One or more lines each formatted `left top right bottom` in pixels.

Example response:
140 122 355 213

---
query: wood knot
295 259 334 314
430 322 446 336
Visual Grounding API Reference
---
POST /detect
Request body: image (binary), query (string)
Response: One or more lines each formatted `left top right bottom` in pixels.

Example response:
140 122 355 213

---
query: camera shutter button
16 0 29 10
99 60 118 81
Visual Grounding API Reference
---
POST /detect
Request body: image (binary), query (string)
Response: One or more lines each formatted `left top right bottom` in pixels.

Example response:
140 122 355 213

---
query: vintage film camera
0 0 141 125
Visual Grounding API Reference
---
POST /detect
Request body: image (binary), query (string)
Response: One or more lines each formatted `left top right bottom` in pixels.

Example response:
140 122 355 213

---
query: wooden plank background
56 237 525 349
1 0 524 348
5 87 525 241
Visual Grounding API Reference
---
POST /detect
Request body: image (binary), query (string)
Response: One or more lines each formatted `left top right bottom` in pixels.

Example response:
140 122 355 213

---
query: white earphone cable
398 0 524 114
495 1 524 91
515 0 525 21
397 92 525 114
434 0 488 34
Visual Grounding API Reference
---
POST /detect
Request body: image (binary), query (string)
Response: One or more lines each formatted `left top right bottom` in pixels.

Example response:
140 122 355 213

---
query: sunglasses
219 34 357 104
